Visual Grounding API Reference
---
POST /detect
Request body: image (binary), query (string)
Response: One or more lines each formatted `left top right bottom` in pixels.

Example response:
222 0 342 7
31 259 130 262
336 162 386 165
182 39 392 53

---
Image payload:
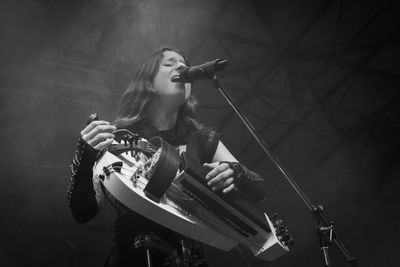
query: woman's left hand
203 162 237 193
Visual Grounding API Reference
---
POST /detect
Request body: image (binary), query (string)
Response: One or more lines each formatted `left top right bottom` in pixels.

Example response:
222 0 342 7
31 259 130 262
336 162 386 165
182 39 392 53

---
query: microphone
171 59 228 83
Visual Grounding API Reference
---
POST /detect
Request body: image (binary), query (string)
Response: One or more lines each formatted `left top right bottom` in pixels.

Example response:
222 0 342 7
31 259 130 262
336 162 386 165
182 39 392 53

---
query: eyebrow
163 57 185 64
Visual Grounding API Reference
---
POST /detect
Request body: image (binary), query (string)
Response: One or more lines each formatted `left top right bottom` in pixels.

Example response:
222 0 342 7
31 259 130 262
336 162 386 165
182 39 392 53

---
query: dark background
1 0 399 266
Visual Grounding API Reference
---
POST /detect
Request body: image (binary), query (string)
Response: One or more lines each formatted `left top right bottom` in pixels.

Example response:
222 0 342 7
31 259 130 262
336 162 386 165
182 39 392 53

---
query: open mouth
171 75 181 82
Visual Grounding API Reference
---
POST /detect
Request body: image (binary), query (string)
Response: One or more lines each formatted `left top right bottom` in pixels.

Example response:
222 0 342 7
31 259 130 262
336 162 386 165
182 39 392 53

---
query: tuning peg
279 233 292 243
276 227 288 237
273 219 283 227
282 235 295 246
134 153 140 161
103 166 111 176
270 213 279 220
275 224 286 231
131 134 140 144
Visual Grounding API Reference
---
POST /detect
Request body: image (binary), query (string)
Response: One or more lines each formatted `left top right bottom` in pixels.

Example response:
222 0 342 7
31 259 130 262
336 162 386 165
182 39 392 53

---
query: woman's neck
149 101 179 131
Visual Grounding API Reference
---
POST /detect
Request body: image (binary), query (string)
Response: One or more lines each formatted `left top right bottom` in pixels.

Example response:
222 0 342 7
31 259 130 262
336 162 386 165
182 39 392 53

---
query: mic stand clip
313 205 333 266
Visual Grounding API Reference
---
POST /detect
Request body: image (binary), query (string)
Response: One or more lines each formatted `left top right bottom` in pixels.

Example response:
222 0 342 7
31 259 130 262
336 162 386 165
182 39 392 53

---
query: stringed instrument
93 129 292 261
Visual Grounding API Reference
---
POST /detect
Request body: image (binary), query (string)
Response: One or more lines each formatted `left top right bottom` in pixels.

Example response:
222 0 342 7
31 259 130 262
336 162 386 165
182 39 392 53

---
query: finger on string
82 125 116 143
224 177 234 187
208 169 234 187
222 184 235 194
88 132 114 148
206 164 232 181
94 138 114 150
211 176 234 191
207 171 226 186
81 120 111 136
91 124 116 136
203 162 219 170
92 132 115 143
203 162 219 179
206 163 224 180
218 162 230 168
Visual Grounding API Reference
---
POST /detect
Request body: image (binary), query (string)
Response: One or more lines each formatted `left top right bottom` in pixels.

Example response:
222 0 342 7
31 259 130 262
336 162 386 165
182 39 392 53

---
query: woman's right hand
80 120 116 150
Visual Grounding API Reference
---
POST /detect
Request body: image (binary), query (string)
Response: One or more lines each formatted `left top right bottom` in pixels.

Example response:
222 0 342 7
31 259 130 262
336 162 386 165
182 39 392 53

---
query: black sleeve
201 128 220 164
67 137 101 223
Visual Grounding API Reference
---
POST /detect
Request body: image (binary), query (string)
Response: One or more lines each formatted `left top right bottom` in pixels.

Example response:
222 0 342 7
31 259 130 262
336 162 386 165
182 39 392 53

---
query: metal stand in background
209 74 358 267
133 233 206 267
133 233 176 267
66 240 82 267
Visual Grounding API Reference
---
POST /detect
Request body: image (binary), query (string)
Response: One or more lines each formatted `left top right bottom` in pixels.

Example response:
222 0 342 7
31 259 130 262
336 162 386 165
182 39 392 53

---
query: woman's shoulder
192 125 220 144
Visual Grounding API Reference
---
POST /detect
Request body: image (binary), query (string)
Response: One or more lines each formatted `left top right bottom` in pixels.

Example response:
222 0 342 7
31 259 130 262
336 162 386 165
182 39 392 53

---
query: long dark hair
113 46 203 135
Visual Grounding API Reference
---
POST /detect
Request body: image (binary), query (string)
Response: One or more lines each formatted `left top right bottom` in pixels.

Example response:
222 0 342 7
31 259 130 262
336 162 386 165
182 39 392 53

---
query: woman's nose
175 62 187 72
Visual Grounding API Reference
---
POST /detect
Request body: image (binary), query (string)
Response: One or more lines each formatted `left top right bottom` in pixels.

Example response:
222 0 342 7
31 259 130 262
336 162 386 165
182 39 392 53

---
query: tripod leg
145 248 152 267
321 246 331 266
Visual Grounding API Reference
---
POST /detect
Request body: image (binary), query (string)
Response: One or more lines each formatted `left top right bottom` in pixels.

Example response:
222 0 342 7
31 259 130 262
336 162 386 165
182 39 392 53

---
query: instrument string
110 166 192 201
103 166 146 187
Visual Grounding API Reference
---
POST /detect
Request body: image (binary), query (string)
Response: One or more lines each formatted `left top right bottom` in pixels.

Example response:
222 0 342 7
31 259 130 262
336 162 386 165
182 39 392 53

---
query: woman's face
152 50 191 104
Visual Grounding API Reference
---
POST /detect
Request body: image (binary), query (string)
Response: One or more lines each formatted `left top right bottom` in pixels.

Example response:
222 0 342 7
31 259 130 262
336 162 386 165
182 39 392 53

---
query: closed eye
163 57 186 67
162 61 174 67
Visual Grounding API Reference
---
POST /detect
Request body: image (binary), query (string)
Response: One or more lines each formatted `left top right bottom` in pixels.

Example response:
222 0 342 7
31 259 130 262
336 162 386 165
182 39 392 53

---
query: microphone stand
209 74 358 267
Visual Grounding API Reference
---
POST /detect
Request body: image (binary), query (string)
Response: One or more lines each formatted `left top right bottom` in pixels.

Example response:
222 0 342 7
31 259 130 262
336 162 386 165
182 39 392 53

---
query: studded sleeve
67 137 102 223
229 162 267 203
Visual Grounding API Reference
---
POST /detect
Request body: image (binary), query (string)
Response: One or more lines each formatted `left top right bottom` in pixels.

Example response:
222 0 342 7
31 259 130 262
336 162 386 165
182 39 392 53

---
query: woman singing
67 46 266 266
